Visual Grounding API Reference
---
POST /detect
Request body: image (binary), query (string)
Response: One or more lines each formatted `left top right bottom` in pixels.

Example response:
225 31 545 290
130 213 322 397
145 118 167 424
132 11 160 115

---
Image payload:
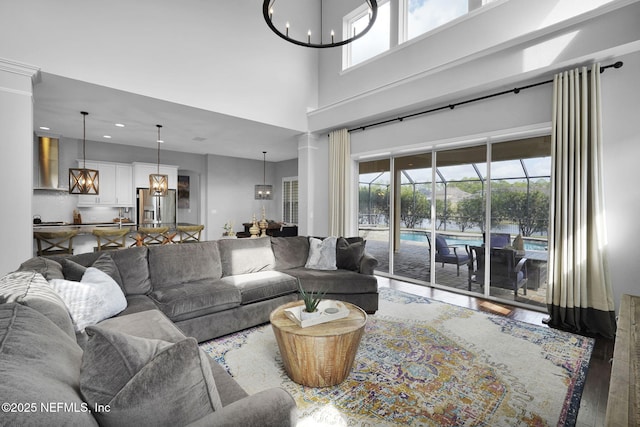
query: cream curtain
329 129 350 236
547 64 616 338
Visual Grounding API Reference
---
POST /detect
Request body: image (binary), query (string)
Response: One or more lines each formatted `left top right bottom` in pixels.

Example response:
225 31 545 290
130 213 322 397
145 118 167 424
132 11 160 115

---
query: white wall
0 0 318 132
599 50 640 310
0 61 38 275
311 0 640 132
205 154 277 240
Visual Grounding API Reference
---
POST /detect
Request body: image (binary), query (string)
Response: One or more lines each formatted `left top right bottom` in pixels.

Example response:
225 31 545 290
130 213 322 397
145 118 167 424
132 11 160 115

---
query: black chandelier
263 0 378 48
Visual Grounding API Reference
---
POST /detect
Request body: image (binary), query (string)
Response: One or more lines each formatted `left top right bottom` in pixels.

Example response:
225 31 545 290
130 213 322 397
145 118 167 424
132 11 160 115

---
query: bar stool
177 225 204 243
34 230 79 256
135 227 173 246
92 227 130 251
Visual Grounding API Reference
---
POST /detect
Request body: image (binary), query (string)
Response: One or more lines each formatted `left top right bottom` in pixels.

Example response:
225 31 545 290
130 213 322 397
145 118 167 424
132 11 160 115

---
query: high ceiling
33 72 304 163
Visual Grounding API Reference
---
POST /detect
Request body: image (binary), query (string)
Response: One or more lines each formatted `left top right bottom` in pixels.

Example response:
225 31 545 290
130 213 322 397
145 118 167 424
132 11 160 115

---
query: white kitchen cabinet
77 161 133 207
115 164 133 206
132 162 178 190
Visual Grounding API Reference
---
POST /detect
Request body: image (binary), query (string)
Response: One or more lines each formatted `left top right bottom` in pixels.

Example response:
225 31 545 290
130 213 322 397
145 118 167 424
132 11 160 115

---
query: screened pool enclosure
358 136 551 309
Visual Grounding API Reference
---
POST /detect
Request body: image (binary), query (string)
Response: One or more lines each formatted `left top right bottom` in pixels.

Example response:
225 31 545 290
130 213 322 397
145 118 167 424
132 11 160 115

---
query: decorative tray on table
284 300 350 328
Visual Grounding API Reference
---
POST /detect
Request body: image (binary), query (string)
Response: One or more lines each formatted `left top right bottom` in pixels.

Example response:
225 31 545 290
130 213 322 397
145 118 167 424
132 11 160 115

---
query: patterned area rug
200 288 593 426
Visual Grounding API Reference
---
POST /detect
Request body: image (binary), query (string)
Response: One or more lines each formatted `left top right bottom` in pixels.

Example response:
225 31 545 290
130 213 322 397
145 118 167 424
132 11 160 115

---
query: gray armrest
359 253 378 275
186 388 297 427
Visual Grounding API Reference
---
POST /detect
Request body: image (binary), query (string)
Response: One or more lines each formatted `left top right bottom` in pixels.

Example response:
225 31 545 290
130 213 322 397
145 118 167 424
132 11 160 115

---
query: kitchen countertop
33 222 137 234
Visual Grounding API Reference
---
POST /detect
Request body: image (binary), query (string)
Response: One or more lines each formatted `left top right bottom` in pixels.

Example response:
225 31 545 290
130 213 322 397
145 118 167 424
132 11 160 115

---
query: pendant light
69 111 99 194
149 124 168 196
255 151 272 200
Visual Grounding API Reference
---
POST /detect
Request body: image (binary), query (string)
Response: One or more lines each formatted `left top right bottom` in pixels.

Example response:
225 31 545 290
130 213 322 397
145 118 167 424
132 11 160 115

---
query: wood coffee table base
270 301 367 387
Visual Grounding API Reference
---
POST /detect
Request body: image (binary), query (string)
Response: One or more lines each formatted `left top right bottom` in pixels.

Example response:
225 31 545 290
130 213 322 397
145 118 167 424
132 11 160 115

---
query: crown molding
0 57 41 83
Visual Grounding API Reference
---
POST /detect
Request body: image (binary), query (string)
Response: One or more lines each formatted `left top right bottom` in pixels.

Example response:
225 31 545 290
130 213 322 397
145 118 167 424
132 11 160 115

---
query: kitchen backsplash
32 192 132 224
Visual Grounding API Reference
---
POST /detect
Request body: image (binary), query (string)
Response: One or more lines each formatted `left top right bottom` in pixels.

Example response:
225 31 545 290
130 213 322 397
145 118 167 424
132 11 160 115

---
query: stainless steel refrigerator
137 188 176 225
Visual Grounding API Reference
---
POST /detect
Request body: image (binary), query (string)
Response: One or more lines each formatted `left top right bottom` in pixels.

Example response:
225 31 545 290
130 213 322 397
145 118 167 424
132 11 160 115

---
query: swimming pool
400 231 548 251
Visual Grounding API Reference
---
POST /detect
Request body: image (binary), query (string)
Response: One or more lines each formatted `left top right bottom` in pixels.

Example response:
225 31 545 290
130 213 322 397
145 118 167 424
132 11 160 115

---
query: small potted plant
298 280 326 320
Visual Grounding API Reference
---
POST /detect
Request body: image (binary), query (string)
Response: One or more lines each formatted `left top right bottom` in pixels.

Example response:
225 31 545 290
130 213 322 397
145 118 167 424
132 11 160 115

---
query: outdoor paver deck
364 238 547 308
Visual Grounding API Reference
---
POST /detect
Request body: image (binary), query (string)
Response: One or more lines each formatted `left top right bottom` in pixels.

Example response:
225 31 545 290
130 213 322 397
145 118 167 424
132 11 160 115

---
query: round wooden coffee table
270 300 367 387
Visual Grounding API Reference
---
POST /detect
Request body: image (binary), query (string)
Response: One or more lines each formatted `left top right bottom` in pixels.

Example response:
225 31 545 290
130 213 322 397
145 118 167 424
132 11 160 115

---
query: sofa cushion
336 237 366 272
0 271 76 338
49 267 127 332
149 241 222 289
150 280 241 322
109 246 151 295
284 267 378 294
219 271 298 305
218 237 275 276
305 237 338 270
271 236 310 270
80 325 222 426
17 256 64 280
0 303 98 426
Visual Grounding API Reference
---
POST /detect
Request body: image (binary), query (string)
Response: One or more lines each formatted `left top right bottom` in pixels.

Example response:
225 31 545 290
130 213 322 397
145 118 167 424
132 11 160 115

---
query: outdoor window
401 0 499 42
344 0 499 69
345 0 390 68
282 177 298 224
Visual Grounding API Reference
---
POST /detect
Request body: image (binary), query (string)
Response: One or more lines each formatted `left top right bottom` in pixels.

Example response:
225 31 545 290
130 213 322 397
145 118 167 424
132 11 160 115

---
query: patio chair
483 232 511 248
426 233 470 276
467 245 527 296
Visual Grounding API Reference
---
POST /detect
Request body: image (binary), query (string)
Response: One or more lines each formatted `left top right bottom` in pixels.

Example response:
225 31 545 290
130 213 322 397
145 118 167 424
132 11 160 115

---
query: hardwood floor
377 276 613 427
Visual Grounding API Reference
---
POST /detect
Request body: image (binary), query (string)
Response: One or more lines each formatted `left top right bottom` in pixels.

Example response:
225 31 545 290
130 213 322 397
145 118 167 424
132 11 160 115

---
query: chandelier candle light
149 124 168 196
263 0 378 48
69 111 99 195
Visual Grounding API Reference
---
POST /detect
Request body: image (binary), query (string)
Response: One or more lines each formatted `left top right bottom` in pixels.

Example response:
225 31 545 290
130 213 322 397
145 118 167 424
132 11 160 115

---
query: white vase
300 309 321 321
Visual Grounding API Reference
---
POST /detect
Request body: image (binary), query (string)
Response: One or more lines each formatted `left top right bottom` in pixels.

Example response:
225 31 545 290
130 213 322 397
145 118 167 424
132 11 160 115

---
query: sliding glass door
358 160 390 274
357 136 551 310
434 146 486 292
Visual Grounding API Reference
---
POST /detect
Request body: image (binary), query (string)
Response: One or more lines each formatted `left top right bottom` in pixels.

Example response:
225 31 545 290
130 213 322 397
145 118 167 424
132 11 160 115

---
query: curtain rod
348 61 623 133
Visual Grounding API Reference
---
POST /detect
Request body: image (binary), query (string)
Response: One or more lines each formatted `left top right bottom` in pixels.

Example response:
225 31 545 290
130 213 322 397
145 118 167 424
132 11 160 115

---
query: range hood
35 136 63 190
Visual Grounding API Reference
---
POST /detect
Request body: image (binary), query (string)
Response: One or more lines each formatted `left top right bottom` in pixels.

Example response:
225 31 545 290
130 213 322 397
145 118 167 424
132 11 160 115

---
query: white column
0 58 39 275
297 133 320 236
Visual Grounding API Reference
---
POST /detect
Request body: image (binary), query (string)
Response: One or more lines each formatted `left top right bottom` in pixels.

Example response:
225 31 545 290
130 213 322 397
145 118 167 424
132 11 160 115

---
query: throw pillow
91 253 124 288
61 259 87 282
0 271 75 338
17 257 64 280
49 267 127 332
80 326 222 426
305 237 338 270
336 237 366 271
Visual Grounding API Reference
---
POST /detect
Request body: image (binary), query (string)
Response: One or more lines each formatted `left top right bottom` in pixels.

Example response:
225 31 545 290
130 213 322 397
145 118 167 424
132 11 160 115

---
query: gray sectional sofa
0 235 378 426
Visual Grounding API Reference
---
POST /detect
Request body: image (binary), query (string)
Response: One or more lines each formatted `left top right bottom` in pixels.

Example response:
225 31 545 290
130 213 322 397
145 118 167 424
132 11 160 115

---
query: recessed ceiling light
115 123 125 127
39 126 50 130
103 135 112 139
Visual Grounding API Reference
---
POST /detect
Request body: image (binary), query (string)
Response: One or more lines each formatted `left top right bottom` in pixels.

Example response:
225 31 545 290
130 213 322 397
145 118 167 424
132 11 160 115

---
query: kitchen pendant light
149 124 168 196
69 111 99 195
263 0 378 48
255 151 272 200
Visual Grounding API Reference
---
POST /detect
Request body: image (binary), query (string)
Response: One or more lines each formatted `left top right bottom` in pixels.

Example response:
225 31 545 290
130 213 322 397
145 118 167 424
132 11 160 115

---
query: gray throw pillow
91 253 123 288
336 237 366 271
80 326 222 426
17 257 64 280
62 259 87 282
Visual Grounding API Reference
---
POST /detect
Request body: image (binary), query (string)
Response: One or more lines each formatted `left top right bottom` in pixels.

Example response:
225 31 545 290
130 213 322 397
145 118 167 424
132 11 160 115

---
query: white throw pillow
49 267 127 332
305 237 338 270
